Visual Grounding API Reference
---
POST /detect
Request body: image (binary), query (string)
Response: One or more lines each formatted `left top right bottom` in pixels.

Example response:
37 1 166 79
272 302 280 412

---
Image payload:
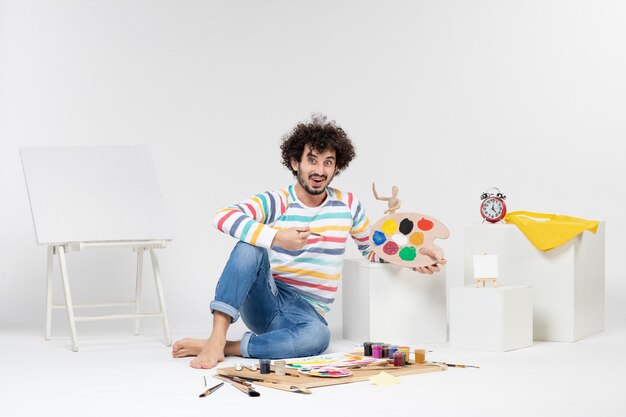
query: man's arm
349 193 446 272
347 193 384 263
212 190 288 250
213 189 312 252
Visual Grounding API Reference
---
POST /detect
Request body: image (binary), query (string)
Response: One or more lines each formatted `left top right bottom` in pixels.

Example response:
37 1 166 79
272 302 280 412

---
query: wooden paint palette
369 212 449 268
217 361 446 390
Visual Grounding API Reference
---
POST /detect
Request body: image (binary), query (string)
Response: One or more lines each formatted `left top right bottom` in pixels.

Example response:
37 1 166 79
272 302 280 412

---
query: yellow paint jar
399 346 410 364
414 348 426 364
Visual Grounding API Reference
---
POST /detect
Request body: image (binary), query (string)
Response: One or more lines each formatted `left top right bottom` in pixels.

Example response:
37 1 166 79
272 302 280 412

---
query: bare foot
190 336 226 369
171 338 207 358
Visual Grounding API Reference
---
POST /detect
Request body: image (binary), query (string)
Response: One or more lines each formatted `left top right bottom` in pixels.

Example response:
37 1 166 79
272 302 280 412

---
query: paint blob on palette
370 212 449 268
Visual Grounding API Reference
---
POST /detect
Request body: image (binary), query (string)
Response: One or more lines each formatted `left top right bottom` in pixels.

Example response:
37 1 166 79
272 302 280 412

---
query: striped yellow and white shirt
213 185 381 313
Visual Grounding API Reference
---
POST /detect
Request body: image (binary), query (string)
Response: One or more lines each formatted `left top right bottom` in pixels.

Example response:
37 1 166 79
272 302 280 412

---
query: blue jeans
209 242 330 359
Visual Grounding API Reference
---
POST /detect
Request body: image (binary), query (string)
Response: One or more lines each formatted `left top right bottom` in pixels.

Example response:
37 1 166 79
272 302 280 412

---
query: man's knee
230 241 268 267
299 322 330 356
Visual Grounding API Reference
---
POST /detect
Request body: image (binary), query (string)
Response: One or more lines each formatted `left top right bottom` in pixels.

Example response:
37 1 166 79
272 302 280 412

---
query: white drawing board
473 254 499 279
20 145 173 245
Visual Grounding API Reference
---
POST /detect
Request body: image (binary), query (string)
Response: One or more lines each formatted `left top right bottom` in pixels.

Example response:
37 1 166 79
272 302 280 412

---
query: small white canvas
473 254 499 279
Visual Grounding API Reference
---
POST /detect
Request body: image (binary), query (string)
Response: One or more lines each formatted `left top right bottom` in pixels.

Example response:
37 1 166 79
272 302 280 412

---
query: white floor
2 325 625 417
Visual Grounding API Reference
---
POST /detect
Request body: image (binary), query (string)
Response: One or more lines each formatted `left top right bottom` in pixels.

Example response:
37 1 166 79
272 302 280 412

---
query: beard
296 170 332 196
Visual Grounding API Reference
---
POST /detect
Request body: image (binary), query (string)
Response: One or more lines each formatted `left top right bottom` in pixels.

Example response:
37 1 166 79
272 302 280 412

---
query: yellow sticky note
369 371 399 386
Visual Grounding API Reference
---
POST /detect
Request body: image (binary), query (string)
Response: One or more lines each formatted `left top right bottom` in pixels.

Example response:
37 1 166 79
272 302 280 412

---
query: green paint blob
399 246 417 261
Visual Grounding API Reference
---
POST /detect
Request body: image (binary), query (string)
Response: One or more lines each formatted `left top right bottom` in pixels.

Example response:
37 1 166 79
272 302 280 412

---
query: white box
464 223 605 342
450 285 533 352
341 258 447 344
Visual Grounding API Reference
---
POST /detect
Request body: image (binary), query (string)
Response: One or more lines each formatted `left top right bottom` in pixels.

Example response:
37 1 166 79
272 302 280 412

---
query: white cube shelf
342 258 447 344
464 223 605 342
450 285 533 352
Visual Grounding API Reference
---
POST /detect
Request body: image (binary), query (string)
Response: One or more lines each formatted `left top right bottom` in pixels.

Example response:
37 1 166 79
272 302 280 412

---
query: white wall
1 0 625 339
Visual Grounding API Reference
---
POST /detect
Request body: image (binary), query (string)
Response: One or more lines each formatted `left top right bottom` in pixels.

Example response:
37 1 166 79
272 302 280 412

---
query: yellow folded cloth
503 211 599 252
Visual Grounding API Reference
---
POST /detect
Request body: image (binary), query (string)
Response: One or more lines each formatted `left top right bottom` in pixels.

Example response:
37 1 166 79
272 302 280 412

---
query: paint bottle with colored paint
372 344 383 359
414 348 426 364
389 345 399 359
363 342 373 356
399 346 410 364
259 359 271 374
393 351 405 367
274 360 287 376
382 344 390 359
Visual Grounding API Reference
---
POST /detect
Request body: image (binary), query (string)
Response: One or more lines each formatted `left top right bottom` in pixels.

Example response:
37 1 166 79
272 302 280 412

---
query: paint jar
393 351 405 367
399 346 410 364
382 344 390 359
274 360 286 376
372 344 383 359
389 345 399 359
259 359 271 374
363 342 373 356
414 348 426 364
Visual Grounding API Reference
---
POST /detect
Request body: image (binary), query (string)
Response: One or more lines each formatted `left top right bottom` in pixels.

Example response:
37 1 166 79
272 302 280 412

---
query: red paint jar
393 351 405 367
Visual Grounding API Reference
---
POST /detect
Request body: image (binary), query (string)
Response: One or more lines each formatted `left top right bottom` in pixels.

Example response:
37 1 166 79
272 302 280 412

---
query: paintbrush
350 365 395 371
253 380 312 394
433 362 480 369
213 375 261 397
199 382 224 397
297 229 325 239
225 374 311 394
446 363 480 369
347 359 392 369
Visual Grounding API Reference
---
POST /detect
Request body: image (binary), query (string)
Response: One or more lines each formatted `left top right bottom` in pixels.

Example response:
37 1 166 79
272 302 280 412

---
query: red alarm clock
480 187 507 223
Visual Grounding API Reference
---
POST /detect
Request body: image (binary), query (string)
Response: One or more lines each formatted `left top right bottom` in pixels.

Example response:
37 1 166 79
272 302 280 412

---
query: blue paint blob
372 231 387 245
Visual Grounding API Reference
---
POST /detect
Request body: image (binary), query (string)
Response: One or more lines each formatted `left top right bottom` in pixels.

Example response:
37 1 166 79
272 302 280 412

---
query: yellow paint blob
409 231 424 246
381 219 398 235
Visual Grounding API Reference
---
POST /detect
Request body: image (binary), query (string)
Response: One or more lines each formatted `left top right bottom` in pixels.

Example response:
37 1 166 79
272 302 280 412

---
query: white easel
21 145 173 351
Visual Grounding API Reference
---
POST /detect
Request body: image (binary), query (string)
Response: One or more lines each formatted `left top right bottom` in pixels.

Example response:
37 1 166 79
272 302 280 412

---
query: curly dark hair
280 113 356 177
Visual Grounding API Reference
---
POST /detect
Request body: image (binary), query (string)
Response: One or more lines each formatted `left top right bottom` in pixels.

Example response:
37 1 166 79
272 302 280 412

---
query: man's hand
412 247 447 275
271 227 311 251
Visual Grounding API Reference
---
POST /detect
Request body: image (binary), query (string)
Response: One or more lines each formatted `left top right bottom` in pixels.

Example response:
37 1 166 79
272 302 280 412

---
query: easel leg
134 249 144 335
58 245 79 352
150 249 171 346
45 246 53 340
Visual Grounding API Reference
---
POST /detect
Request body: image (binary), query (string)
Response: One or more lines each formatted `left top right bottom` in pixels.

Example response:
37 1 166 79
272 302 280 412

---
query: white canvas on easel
473 254 499 287
20 145 173 351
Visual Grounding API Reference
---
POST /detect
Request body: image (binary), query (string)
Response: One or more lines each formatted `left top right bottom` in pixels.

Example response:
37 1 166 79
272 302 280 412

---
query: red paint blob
417 217 434 231
383 241 399 255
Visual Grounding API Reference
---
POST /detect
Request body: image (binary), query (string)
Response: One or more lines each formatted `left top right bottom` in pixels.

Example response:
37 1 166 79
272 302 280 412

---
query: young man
172 114 444 369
